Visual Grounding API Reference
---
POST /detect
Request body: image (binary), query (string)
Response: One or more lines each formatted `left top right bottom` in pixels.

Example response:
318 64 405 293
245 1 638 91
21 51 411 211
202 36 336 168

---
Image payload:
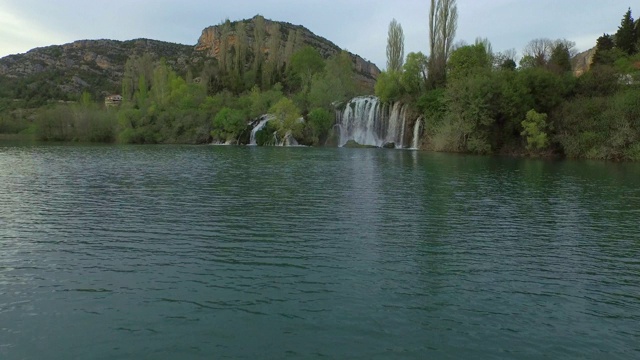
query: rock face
572 47 596 76
194 16 380 89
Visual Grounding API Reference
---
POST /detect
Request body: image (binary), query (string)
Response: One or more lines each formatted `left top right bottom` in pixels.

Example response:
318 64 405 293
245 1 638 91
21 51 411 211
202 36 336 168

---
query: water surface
1 144 639 359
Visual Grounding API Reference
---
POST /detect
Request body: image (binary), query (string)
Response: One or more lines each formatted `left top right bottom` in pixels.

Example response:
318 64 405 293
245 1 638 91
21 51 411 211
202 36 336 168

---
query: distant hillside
0 39 198 104
0 16 380 106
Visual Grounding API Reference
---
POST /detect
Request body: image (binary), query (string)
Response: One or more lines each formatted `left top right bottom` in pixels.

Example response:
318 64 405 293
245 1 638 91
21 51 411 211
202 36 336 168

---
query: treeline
377 2 640 160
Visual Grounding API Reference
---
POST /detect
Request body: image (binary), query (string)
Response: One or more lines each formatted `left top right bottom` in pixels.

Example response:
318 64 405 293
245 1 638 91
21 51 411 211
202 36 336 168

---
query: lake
1 144 639 359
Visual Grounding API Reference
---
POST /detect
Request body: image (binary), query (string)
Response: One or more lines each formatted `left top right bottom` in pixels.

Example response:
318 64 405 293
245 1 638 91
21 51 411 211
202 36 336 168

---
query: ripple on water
0 145 639 359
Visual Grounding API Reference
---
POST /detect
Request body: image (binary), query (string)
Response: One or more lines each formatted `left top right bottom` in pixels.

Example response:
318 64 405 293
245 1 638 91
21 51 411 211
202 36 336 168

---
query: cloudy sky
0 0 633 69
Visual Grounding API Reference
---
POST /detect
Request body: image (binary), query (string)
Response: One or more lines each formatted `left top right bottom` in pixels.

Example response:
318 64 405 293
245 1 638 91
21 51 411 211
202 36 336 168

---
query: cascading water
336 96 413 148
249 115 274 146
411 117 423 150
250 115 305 146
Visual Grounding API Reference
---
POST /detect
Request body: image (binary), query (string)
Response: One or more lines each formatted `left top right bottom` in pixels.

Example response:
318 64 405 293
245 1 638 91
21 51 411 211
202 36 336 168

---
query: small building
105 94 123 107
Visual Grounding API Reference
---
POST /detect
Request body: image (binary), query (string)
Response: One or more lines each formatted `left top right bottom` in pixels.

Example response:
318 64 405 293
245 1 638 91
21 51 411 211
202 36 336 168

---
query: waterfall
336 96 411 148
249 115 274 146
411 117 423 150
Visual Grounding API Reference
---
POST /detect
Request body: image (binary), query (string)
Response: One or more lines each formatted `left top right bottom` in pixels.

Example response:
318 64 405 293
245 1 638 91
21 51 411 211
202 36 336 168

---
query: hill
0 16 380 107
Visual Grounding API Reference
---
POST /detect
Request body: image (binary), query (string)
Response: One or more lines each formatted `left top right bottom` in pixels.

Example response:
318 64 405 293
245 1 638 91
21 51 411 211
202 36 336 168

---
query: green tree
122 53 154 101
386 19 405 72
521 109 549 150
615 8 637 55
548 40 574 73
309 51 356 109
248 84 284 119
375 71 403 103
290 46 325 90
211 107 246 143
593 34 615 65
401 52 428 97
252 15 267 85
306 107 333 145
269 97 303 139
284 29 301 72
447 43 491 80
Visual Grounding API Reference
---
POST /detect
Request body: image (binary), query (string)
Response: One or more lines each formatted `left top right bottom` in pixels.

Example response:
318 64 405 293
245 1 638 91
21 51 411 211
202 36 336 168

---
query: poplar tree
234 22 248 73
264 23 282 88
218 19 231 73
386 19 405 72
428 0 458 88
253 15 266 79
284 29 301 71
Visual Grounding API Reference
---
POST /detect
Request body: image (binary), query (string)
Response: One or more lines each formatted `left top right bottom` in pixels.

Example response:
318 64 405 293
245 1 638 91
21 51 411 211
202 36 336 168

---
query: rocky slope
0 16 380 102
572 47 596 76
0 39 198 100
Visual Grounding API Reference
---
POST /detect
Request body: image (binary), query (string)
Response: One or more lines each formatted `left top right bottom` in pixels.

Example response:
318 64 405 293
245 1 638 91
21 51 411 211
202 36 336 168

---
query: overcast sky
0 0 633 69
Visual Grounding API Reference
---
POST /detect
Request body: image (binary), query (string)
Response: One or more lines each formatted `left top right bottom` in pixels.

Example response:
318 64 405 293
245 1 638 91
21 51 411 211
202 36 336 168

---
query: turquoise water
1 144 639 359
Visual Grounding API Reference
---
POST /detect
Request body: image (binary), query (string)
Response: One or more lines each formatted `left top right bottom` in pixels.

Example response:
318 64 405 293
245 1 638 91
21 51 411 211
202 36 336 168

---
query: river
1 144 639 359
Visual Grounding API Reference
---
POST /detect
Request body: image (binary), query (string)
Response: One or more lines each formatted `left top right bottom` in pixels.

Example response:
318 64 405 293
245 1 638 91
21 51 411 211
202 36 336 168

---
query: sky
0 0 633 69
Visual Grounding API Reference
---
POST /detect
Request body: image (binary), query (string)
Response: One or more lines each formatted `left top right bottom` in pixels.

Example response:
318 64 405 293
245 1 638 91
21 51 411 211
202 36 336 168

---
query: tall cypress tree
615 8 637 55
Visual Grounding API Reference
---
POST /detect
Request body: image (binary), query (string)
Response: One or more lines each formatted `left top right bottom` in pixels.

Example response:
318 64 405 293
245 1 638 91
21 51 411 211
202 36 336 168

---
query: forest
1 4 640 160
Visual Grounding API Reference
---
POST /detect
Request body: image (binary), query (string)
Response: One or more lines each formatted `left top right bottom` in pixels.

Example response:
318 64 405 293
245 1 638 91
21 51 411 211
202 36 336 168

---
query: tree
447 43 492 80
593 34 615 66
269 97 303 138
253 15 266 84
428 0 458 88
522 38 553 68
548 40 574 74
309 51 357 109
386 19 405 72
493 48 517 70
122 53 154 102
521 109 549 150
264 23 282 88
401 52 429 97
615 8 637 55
211 107 246 143
375 71 403 103
284 29 301 71
290 46 325 91
306 108 333 145
234 22 248 74
248 84 284 119
218 19 232 74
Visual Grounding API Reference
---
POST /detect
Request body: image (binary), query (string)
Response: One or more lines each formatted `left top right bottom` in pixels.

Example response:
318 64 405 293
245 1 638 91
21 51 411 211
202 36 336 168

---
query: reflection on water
0 144 639 359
